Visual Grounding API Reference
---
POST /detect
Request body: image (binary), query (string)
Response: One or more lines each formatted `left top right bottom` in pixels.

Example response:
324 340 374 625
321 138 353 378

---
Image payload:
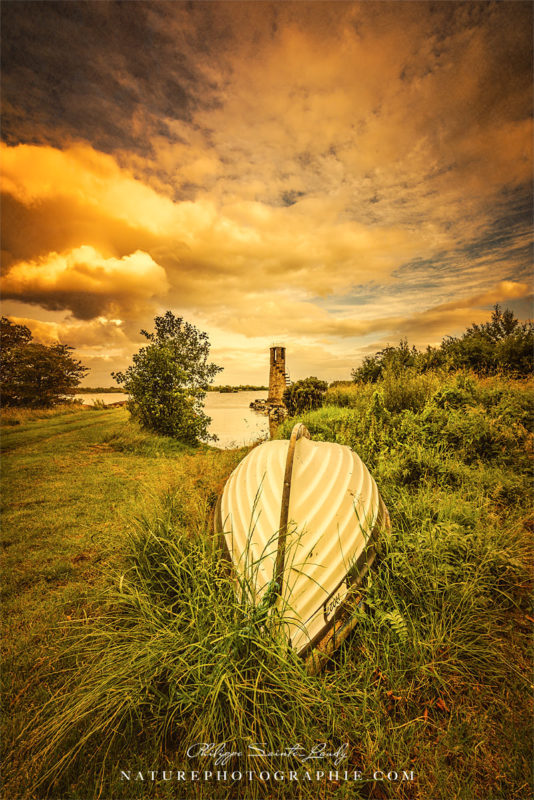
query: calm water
73 390 269 449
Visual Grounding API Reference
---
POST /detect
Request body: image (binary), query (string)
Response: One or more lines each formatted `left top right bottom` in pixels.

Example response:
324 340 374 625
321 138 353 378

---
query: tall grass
19 492 336 799
6 371 533 799
326 368 442 413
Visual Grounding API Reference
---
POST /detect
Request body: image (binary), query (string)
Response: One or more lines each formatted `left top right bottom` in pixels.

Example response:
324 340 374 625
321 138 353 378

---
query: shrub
112 312 222 444
282 376 328 415
380 367 441 413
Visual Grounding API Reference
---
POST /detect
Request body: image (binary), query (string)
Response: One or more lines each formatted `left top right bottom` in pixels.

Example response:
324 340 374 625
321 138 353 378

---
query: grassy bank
1 408 244 799
2 372 533 800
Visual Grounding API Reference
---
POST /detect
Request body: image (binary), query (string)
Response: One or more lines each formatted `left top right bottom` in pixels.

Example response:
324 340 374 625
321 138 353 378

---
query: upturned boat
214 423 390 671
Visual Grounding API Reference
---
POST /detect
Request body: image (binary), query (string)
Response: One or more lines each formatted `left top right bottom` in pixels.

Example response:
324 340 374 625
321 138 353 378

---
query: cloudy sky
1 1 532 385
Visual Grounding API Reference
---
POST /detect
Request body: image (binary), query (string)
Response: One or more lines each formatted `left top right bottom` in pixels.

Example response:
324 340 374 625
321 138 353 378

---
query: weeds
89 398 109 410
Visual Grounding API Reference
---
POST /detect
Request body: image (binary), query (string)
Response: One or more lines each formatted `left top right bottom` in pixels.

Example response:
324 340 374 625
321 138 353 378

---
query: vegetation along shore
1 307 532 799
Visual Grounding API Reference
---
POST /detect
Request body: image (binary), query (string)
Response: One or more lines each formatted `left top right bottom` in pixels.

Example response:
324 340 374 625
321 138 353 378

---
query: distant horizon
2 1 532 385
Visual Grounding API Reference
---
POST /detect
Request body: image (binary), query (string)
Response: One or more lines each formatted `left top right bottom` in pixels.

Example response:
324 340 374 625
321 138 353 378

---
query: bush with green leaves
282 376 328 415
352 338 420 383
441 305 533 375
112 312 222 444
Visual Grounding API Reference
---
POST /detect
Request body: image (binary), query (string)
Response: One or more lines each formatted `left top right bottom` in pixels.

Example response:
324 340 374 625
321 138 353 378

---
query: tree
0 316 31 349
283 376 328 416
112 312 223 444
0 317 88 407
351 306 533 381
464 304 520 341
442 305 533 376
352 338 419 382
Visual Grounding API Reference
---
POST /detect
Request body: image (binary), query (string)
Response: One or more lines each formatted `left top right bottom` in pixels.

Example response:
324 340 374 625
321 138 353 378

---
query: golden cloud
1 245 169 319
1 143 178 235
365 281 533 347
200 280 533 343
0 142 432 303
8 315 130 352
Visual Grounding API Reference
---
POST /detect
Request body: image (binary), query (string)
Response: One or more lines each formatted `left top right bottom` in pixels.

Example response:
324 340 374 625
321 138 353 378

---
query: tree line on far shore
74 384 268 393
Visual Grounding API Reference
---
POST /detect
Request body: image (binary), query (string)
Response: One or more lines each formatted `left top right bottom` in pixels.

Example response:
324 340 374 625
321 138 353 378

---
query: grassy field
1 373 533 800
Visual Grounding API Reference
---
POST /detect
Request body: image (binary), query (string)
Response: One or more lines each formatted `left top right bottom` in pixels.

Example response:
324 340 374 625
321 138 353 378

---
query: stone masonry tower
267 345 288 404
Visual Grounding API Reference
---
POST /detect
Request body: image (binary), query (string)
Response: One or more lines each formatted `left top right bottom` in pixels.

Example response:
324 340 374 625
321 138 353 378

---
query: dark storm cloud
1 0 216 153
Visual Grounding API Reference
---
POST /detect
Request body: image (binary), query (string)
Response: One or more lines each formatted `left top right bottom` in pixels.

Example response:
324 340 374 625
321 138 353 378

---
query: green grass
2 373 533 800
1 409 244 798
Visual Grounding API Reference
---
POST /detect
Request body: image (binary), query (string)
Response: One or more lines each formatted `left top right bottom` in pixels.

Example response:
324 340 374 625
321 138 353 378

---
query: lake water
73 390 269 449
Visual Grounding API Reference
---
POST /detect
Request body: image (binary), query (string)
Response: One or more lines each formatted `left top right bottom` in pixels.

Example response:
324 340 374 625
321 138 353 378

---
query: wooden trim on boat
273 423 311 599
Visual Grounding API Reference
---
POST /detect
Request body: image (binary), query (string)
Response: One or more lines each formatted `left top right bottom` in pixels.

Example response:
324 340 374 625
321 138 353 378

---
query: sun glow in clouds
1 2 532 383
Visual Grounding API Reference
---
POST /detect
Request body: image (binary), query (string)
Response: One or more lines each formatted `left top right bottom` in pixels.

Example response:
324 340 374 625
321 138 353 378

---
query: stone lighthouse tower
267 345 288 404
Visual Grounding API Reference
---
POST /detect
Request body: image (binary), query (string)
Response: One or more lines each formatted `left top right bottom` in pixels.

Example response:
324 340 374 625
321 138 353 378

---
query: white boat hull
215 431 389 660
